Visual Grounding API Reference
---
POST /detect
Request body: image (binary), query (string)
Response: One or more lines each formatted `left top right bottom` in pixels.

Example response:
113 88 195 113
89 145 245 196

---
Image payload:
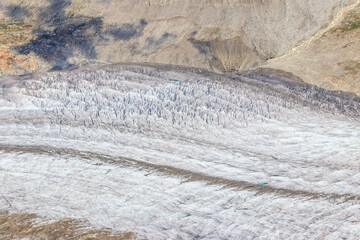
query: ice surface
1 150 360 239
0 64 360 239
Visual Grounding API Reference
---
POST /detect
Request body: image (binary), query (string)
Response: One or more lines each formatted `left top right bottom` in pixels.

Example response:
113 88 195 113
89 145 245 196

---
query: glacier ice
0 64 359 239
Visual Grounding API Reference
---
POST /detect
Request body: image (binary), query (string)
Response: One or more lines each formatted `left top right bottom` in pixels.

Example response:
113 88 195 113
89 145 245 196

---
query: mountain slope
0 0 356 75
266 1 360 96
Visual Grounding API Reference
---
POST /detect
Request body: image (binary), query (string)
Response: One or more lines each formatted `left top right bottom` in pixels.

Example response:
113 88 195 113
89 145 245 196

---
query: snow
0 64 360 239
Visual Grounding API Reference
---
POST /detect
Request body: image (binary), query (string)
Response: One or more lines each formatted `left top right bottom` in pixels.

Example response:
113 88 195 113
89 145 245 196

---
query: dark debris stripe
0 144 359 203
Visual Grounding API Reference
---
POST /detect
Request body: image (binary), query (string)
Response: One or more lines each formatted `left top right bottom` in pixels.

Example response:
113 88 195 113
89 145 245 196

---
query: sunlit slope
0 0 356 74
267 1 360 96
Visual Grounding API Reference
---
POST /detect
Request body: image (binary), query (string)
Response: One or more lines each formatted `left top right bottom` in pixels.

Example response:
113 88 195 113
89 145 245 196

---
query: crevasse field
0 64 360 239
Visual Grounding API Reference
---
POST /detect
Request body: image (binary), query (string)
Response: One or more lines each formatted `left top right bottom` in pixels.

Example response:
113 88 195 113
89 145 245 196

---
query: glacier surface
0 64 360 239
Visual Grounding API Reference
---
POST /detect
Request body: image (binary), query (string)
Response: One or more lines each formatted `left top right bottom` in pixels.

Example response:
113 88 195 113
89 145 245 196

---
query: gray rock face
0 0 357 73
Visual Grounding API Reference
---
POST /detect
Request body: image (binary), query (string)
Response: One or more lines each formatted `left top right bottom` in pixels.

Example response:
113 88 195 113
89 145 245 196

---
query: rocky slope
266 1 360 96
0 0 357 75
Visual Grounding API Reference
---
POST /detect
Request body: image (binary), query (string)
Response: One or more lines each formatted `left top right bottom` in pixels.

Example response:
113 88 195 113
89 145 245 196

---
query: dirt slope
266 1 360 96
0 0 356 75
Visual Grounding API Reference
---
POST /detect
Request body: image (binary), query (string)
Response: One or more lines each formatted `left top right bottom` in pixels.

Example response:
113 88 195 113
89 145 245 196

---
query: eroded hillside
0 0 357 75
267 1 360 96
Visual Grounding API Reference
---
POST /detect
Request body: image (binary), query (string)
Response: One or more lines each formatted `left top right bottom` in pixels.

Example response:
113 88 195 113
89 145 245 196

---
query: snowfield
0 64 360 239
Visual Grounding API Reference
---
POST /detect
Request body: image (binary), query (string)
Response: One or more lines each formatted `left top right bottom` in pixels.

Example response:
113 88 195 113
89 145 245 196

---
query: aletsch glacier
0 64 360 239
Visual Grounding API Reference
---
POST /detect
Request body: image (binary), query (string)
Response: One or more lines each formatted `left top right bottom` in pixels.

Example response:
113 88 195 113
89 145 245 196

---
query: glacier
0 64 360 239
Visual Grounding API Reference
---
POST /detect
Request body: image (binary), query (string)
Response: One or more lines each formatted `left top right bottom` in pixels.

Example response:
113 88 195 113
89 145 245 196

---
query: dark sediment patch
0 211 142 240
